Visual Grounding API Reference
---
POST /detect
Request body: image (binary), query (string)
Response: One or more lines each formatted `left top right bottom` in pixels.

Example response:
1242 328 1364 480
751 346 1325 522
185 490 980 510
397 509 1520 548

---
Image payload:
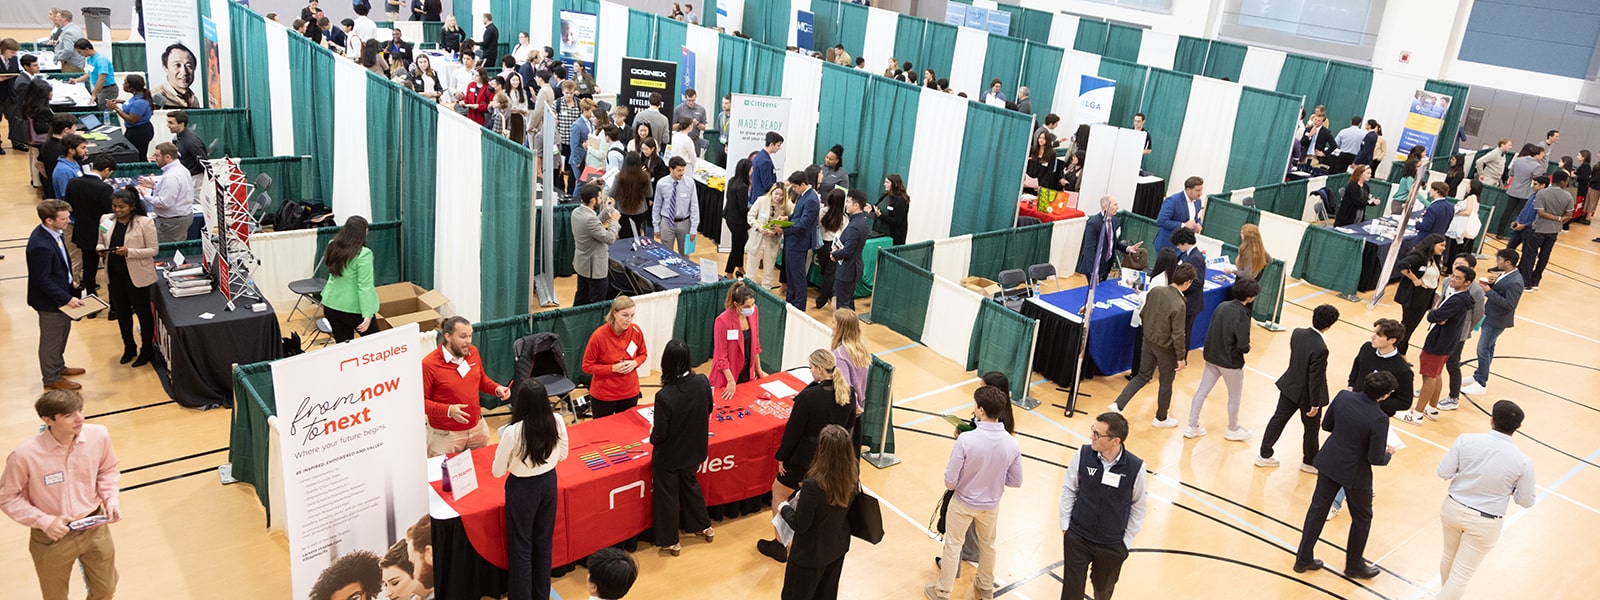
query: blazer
1301 126 1334 157
1355 130 1377 167
1177 247 1207 317
875 194 908 246
1154 192 1202 254
1481 268 1523 329
1313 390 1393 490
1075 212 1130 280
785 188 821 254
775 382 854 466
96 214 160 288
26 225 75 312
708 307 762 388
782 478 856 568
1335 181 1370 227
1275 328 1330 411
749 151 777 206
1417 198 1454 238
832 212 870 282
649 374 713 471
571 204 617 279
63 175 113 248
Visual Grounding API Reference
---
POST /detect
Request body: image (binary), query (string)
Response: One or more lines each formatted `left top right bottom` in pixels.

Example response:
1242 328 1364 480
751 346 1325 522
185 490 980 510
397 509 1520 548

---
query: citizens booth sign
619 57 678 117
274 325 428 600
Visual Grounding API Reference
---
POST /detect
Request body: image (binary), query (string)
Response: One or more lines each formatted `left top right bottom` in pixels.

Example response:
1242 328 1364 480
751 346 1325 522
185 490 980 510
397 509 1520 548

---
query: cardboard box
374 283 449 332
961 276 1000 298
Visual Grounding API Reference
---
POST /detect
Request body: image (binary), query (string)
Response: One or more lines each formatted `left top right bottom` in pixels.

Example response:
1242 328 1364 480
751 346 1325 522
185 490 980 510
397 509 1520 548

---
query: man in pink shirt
0 390 121 599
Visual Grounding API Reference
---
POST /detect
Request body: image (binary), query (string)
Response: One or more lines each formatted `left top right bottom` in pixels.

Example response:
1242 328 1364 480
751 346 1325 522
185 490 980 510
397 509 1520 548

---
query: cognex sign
619 56 678 112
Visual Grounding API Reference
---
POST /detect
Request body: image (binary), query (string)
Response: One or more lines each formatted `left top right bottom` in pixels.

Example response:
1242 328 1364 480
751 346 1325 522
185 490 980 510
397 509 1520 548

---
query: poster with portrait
559 10 597 75
274 325 430 600
142 0 205 108
1396 89 1452 157
202 16 221 109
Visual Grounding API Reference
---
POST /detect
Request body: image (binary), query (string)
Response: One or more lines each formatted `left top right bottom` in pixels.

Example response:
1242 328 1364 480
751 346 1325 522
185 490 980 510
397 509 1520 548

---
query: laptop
644 264 679 280
78 114 102 130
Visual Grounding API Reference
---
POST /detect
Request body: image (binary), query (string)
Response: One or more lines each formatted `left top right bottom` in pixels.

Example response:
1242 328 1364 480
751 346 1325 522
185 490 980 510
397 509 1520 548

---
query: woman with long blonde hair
831 309 870 451
1235 223 1272 281
757 350 855 563
746 182 792 288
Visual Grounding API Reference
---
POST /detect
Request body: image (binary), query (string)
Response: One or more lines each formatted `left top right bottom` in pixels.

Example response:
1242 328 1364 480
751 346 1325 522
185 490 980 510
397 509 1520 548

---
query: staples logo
699 454 737 474
339 344 410 371
609 480 645 509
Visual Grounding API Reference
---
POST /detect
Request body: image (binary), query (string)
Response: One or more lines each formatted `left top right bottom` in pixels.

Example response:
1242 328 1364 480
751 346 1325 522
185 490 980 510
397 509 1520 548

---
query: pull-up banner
1077 75 1116 127
1397 89 1452 157
619 57 678 117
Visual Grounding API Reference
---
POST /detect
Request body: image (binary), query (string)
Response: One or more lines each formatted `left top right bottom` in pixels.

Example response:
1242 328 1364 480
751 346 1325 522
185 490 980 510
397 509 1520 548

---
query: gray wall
1458 0 1600 80
1 1 136 30
1462 85 1600 159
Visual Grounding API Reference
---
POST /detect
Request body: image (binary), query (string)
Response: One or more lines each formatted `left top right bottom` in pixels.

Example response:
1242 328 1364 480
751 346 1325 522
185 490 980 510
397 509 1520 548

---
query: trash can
81 7 112 41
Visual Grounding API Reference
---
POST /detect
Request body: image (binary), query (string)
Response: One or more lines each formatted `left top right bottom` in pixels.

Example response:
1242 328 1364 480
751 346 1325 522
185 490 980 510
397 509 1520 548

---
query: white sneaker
1300 463 1319 474
1106 402 1122 415
1425 407 1441 421
1151 417 1179 429
1327 505 1340 520
1183 425 1207 438
1461 381 1487 395
1255 455 1280 468
1225 427 1252 441
1413 388 1422 397
1400 411 1425 425
1438 397 1460 411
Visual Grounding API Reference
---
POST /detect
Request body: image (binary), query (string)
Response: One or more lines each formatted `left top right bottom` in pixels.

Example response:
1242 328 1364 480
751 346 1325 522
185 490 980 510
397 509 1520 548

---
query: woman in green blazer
321 216 380 342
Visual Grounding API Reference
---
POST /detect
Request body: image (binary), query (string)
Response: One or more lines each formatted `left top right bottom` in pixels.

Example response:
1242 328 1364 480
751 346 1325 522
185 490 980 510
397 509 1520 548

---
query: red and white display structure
205 157 262 308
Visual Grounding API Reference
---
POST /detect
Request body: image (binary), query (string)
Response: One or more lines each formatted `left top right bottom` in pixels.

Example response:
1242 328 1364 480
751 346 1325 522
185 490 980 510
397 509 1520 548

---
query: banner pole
863 360 900 469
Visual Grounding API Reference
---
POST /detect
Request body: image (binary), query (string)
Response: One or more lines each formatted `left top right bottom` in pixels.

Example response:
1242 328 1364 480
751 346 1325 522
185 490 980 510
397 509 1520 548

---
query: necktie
55 235 72 287
668 180 680 220
1099 217 1114 283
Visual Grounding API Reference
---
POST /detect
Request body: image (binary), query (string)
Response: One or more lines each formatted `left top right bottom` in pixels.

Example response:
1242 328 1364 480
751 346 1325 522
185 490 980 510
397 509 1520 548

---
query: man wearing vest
1058 412 1147 600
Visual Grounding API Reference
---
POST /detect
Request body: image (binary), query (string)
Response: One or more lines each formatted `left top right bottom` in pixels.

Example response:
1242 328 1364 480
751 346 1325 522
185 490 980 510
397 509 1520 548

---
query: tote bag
847 488 885 544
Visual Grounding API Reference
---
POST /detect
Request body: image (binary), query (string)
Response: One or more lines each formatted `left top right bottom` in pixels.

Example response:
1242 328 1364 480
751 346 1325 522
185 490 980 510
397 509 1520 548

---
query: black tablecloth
1132 177 1167 219
1335 211 1421 292
695 180 724 243
607 238 715 294
1020 299 1101 385
151 279 281 409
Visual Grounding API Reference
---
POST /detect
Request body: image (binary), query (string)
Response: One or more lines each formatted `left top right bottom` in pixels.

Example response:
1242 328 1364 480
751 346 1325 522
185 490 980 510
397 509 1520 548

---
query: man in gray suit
571 183 618 306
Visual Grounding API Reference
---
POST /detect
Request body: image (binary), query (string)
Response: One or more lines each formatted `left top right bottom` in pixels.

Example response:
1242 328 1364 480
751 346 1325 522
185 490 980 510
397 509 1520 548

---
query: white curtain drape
931 235 973 284
1239 47 1287 90
1050 217 1088 280
1231 187 1255 205
530 0 553 48
1366 70 1429 175
948 26 988 96
1168 76 1240 197
473 0 491 40
862 8 898 76
1302 175 1328 221
686 24 720 109
433 108 484 322
1047 14 1079 51
1257 211 1309 276
597 1 630 96
332 59 372 220
210 0 235 108
782 304 836 372
630 288 680 378
250 228 322 308
921 276 983 368
1052 51 1101 130
905 88 967 243
265 21 296 157
1137 31 1179 72
781 53 823 177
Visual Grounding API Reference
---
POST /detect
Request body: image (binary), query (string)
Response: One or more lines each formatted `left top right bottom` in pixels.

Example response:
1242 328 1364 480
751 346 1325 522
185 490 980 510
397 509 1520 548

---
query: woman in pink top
710 280 764 398
831 308 870 452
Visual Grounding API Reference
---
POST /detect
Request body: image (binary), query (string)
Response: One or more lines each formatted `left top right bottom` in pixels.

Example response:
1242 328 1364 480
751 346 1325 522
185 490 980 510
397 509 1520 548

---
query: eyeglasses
1089 429 1107 441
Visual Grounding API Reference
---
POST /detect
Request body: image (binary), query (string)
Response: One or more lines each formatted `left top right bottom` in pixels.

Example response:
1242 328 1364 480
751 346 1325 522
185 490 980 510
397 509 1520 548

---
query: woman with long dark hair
778 424 859 600
360 39 389 76
462 67 493 126
1025 130 1063 193
723 158 753 277
491 378 568 600
100 188 159 366
869 174 909 245
612 151 653 238
1577 149 1594 226
1394 233 1448 356
319 216 378 342
757 350 855 563
814 189 847 310
109 74 155 157
649 340 716 556
1061 151 1084 193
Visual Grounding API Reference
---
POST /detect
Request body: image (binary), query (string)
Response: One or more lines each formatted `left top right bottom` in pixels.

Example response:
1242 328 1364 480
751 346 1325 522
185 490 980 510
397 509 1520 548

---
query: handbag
1121 247 1148 272
929 489 955 537
847 488 885 544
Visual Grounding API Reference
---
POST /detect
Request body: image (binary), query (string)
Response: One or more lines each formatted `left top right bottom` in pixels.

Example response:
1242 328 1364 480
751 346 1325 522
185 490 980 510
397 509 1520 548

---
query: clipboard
60 295 110 321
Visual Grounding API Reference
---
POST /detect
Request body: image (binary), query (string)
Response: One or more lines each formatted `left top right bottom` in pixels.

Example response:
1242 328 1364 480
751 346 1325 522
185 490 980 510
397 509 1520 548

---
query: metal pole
863 360 901 469
534 103 559 307
1065 228 1107 417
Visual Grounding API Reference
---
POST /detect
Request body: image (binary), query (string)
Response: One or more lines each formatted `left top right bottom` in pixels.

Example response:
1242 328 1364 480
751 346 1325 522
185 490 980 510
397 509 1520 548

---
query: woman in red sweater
462 67 493 126
582 295 648 418
709 280 764 398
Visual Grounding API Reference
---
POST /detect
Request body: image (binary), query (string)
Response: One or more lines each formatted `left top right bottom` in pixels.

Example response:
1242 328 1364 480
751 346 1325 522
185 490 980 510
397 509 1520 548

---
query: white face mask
739 307 755 317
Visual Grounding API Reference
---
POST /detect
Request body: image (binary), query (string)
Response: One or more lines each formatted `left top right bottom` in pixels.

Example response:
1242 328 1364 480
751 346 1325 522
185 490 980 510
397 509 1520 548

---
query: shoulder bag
847 487 885 544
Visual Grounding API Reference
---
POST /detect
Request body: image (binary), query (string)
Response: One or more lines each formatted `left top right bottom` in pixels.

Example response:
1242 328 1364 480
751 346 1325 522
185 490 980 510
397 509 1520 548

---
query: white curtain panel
433 108 485 322
149 109 177 149
781 53 823 177
531 0 554 48
1238 47 1287 90
332 59 373 220
265 21 296 157
250 228 321 308
1257 211 1308 276
905 88 967 242
473 0 491 40
782 304 836 373
1047 13 1079 51
1302 175 1328 221
1195 233 1226 262
1053 51 1101 129
1049 217 1088 282
686 24 720 108
630 288 680 378
930 235 973 284
597 1 630 96
209 0 235 107
1366 70 1428 170
920 276 983 368
948 26 988 96
1230 187 1255 205
862 8 898 75
1137 30 1179 72
1168 76 1240 197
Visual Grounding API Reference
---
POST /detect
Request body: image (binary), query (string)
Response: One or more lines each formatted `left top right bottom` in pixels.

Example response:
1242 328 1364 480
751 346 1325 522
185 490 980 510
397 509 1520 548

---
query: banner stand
862 364 900 469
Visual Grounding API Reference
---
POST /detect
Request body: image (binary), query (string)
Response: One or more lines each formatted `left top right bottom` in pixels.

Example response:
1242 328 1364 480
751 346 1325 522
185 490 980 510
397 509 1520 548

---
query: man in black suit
1293 370 1400 579
1075 195 1142 282
1257 304 1338 472
27 200 86 391
0 38 20 154
830 190 871 311
1170 228 1207 340
63 155 116 297
479 13 499 67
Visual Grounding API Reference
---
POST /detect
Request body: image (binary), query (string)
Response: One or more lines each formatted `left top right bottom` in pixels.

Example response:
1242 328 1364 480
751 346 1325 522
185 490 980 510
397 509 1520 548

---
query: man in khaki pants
421 316 511 456
0 390 121 599
1435 400 1536 599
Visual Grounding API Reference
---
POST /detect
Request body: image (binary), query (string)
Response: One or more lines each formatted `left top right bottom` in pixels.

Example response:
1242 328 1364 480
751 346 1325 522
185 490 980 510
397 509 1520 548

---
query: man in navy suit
1293 371 1399 579
748 132 782 206
1154 176 1204 254
1170 228 1207 340
27 200 86 391
783 170 820 310
1416 181 1455 239
830 190 871 311
1075 195 1142 282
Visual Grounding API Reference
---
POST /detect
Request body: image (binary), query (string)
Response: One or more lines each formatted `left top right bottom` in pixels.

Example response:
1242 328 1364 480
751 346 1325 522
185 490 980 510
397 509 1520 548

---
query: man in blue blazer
1416 182 1455 239
1293 371 1399 580
830 190 871 311
748 132 783 207
1154 176 1205 254
27 200 86 391
783 170 820 310
1075 195 1142 282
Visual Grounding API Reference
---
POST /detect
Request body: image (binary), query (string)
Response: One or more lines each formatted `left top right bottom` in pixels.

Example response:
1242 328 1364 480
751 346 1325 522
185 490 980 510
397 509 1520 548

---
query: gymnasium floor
3 142 1598 598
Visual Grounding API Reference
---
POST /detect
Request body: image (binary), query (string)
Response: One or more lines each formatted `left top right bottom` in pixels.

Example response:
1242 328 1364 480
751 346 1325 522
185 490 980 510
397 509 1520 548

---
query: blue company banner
1077 75 1116 126
681 47 696 96
1396 89 1452 157
945 4 967 27
985 11 1011 36
796 10 814 51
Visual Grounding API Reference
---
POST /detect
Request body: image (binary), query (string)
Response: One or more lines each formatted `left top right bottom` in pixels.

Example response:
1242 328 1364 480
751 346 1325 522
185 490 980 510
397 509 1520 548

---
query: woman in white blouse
669 117 698 172
492 379 569 600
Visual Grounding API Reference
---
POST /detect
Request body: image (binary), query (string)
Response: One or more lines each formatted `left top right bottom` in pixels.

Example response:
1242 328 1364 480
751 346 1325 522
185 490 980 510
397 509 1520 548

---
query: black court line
122 447 229 474
895 406 1074 451
121 465 220 492
892 425 1070 470
1451 382 1600 470
1477 238 1600 290
1458 356 1600 414
86 400 178 420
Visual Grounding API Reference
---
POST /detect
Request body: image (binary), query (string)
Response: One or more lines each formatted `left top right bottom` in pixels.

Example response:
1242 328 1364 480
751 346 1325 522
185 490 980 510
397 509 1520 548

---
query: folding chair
996 268 1031 310
512 332 580 422
1028 263 1060 294
287 256 328 336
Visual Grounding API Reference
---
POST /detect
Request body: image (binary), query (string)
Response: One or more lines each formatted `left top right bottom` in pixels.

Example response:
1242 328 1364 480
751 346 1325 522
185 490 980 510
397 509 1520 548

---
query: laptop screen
79 114 102 130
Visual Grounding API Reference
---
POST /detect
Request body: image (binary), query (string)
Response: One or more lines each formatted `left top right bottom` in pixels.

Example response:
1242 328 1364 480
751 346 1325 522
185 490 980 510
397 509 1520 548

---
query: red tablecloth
1018 199 1085 223
430 372 802 568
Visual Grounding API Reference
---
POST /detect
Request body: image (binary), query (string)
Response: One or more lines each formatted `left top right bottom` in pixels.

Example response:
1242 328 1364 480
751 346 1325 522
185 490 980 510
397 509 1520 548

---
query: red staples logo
698 454 737 474
339 344 410 371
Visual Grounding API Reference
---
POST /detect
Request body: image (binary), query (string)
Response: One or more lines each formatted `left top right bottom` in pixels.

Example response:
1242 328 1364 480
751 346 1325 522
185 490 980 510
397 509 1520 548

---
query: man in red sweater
422 316 510 457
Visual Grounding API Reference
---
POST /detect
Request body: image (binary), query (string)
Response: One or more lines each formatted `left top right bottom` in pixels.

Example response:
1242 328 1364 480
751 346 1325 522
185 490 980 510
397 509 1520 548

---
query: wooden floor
3 142 1597 600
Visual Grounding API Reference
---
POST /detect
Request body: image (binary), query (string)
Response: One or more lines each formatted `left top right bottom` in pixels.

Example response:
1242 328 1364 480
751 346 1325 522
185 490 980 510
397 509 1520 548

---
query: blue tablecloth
1028 269 1233 377
607 238 715 293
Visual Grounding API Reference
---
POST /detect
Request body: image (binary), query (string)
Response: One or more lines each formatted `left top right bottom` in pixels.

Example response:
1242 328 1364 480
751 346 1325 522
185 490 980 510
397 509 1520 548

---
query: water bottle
440 455 452 493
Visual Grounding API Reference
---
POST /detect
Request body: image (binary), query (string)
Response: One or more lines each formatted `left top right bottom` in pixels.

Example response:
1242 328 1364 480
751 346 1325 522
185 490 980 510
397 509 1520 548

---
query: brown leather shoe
45 379 83 391
60 367 86 377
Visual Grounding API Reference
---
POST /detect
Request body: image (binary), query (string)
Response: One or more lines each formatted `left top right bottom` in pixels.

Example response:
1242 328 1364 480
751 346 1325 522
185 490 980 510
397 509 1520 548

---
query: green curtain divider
1137 68 1191 181
1096 58 1148 129
533 203 580 277
628 9 656 57
743 0 792 49
967 223 1052 281
717 33 785 100
1316 61 1373 134
870 251 933 342
1250 184 1281 217
1253 258 1285 323
313 220 405 286
490 0 527 57
1019 41 1063 121
1074 19 1108 54
112 41 146 72
997 5 1052 45
230 361 277 522
815 63 870 166
1173 36 1208 75
673 280 737 366
473 314 533 409
1325 172 1351 193
1478 185 1511 237
365 72 402 222
751 284 789 375
1201 40 1246 82
1272 178 1309 220
400 93 438 289
860 356 896 453
287 34 336 203
232 3 273 158
1424 80 1470 159
967 299 1035 403
1275 54 1329 107
1225 88 1299 190
184 109 255 158
853 236 892 297
480 134 534 321
837 1 870 58
893 14 929 76
452 0 473 33
1203 197 1259 248
811 0 841 53
952 102 1032 236
921 21 958 82
653 16 690 100
854 78 920 206
982 34 1027 93
1104 23 1143 62
422 21 443 44
155 239 203 262
746 43 788 97
1117 212 1158 249
1292 226 1363 294
889 241 934 271
1364 180 1393 221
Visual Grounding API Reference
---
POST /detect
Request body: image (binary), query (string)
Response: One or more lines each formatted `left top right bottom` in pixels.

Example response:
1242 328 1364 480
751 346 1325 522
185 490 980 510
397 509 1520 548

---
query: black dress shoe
1292 559 1324 573
131 352 151 368
756 538 788 563
120 349 137 364
1344 563 1381 579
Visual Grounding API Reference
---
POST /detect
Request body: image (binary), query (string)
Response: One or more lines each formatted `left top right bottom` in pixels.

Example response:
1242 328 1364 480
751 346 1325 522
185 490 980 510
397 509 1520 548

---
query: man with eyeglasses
1058 412 1147 600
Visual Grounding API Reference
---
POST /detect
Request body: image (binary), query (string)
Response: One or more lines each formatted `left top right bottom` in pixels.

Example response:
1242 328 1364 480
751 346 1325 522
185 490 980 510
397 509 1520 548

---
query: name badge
626 341 638 357
726 329 739 341
1101 471 1122 488
456 361 470 378
44 471 66 486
